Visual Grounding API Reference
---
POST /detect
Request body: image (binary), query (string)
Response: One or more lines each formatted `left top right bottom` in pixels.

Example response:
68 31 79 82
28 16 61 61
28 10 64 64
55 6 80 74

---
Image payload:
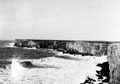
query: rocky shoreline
14 39 112 56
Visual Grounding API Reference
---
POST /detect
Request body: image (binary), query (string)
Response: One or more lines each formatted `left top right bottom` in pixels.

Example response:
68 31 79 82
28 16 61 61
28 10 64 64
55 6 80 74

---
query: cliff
14 39 110 56
107 43 120 84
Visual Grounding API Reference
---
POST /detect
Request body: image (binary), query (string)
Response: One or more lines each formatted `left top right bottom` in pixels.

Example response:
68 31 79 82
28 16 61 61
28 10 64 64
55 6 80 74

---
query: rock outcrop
96 62 110 83
107 43 120 84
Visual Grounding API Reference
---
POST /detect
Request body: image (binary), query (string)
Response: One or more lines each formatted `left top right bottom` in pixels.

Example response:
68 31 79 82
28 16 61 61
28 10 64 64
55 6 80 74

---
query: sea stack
107 43 120 84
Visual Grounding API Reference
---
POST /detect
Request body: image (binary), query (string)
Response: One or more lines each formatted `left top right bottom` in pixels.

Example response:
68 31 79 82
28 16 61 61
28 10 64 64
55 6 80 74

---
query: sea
0 40 109 84
0 40 15 48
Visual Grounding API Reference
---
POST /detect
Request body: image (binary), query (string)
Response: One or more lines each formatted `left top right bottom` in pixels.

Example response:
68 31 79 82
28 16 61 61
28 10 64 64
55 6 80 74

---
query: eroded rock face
107 43 120 84
14 39 109 56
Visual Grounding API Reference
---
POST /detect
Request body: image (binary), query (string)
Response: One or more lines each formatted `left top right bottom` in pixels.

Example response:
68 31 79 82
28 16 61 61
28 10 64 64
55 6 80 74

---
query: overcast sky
0 0 120 41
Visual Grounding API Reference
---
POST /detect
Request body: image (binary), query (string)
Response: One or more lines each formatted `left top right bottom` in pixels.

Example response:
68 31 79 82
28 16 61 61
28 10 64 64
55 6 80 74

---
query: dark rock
20 61 36 68
83 77 96 84
96 62 110 83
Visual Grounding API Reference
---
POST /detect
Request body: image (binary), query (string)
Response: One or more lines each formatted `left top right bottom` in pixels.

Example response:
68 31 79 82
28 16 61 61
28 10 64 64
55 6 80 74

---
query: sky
0 0 120 41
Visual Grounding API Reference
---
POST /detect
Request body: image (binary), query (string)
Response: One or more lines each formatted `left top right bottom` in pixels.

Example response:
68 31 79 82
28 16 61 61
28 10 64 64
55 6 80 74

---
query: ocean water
0 41 109 84
0 40 14 48
0 40 14 83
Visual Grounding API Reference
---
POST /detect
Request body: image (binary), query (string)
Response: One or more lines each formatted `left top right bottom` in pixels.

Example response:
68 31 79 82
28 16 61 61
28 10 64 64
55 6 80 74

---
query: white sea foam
11 58 26 82
4 43 15 47
10 51 108 84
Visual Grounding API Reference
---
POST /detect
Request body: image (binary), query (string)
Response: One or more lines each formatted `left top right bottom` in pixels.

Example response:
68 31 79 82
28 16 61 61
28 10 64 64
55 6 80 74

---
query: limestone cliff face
14 39 109 56
107 43 120 84
65 42 108 56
